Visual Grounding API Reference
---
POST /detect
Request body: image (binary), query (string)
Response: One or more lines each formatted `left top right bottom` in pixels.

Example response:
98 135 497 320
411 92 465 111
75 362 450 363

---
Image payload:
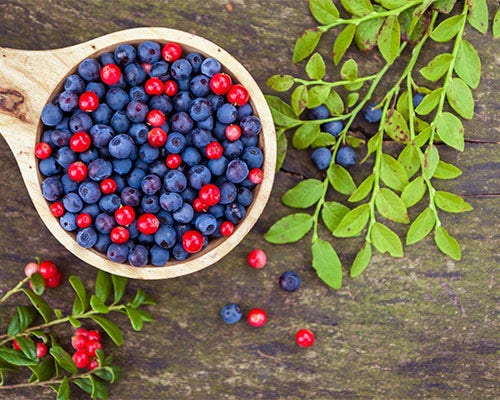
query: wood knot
0 88 27 121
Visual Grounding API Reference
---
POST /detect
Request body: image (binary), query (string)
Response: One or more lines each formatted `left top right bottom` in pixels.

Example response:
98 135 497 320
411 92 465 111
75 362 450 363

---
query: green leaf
350 242 372 278
340 59 358 81
371 222 404 257
399 5 430 43
21 289 52 323
493 8 500 38
72 377 94 398
309 0 339 24
8 306 36 336
415 88 443 115
321 201 350 233
467 0 489 34
311 239 343 289
293 28 323 63
433 0 457 13
265 95 299 127
69 275 89 314
57 376 70 400
420 54 452 82
68 316 81 328
306 52 326 80
380 153 409 192
406 207 436 245
375 188 410 224
430 14 464 42
378 15 401 63
327 164 357 195
348 174 374 203
455 39 481 89
264 213 314 244
111 274 128 304
94 365 122 384
90 315 123 346
90 294 110 313
333 25 356 65
379 0 408 9
413 126 432 147
15 336 37 360
306 85 331 108
435 112 465 151
276 129 287 172
130 288 147 308
355 18 384 51
311 131 336 148
362 131 382 163
385 109 410 144
433 160 462 179
423 144 440 179
282 179 324 208
396 90 409 119
291 85 308 116
50 346 77 373
324 90 344 115
29 272 45 296
125 306 143 331
29 356 55 382
332 204 370 238
398 145 422 179
266 74 295 92
292 123 320 149
346 92 359 108
95 270 112 303
341 0 373 16
0 348 38 366
434 226 461 260
434 191 473 213
446 77 475 120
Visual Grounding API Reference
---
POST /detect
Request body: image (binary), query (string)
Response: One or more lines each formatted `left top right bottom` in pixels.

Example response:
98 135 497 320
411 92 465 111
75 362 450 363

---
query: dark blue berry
95 213 116 234
163 170 187 193
150 245 170 266
114 44 137 67
88 158 113 181
55 146 77 168
78 181 101 204
218 181 237 205
92 103 113 124
226 159 249 184
413 93 425 107
170 59 192 80
186 52 204 73
224 202 246 224
107 243 129 263
77 227 98 248
149 61 170 81
364 103 382 123
200 57 221 77
108 134 135 159
241 146 263 169
58 91 79 112
154 225 177 249
160 192 183 212
128 123 149 144
78 58 101 81
110 110 131 133
128 244 149 267
165 132 186 154
41 177 63 201
172 202 194 223
69 112 93 133
239 115 262 137
64 74 85 93
336 146 357 168
311 147 332 171
187 165 211 189
39 157 61 176
99 194 121 213
220 303 242 324
279 271 301 292
120 187 141 207
106 87 129 111
60 212 77 231
171 111 194 134
41 103 63 126
89 124 114 148
308 105 329 120
141 174 162 195
217 103 237 124
137 41 161 64
194 213 217 235
323 120 343 137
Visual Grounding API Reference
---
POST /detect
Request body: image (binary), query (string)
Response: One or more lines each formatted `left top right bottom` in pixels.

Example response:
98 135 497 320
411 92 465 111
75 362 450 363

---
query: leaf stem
0 277 29 305
293 74 377 87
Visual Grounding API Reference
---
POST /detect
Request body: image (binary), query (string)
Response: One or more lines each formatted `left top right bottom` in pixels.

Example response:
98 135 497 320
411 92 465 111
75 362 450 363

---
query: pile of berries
70 328 103 370
37 40 264 267
24 259 62 289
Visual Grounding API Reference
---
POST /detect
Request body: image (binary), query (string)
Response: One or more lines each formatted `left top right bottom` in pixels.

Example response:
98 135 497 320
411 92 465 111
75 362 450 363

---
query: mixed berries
37 40 265 267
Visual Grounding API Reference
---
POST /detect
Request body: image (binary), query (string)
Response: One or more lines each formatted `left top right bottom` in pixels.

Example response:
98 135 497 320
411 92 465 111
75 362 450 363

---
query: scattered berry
137 213 160 235
225 124 241 141
36 342 48 358
219 221 234 236
71 334 87 350
67 161 88 182
148 127 168 147
110 226 130 244
335 146 357 168
220 303 243 324
100 178 117 194
279 271 301 292
45 271 62 288
295 328 315 347
12 339 21 351
163 79 178 96
363 103 382 123
210 73 232 95
50 202 65 217
72 349 90 369
69 131 92 153
311 147 332 171
205 141 223 160
76 213 92 228
35 142 52 159
38 260 58 279
247 308 267 327
247 249 266 269
24 261 39 277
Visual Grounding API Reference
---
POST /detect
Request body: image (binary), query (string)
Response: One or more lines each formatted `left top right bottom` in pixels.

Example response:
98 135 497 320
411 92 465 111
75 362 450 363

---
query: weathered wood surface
0 1 498 399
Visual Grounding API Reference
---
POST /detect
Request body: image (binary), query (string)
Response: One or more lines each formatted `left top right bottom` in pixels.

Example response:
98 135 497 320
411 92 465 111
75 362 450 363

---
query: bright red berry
86 330 101 342
227 84 249 106
115 205 136 226
295 329 315 347
145 77 164 95
76 213 92 228
12 339 21 351
67 161 88 182
205 141 223 160
24 262 38 277
71 334 87 350
110 226 130 244
78 91 99 112
87 359 99 371
165 154 182 169
219 221 234 236
182 230 204 254
209 73 233 95
100 178 117 194
248 168 264 184
148 127 167 147
164 79 178 96
69 131 91 153
35 142 52 159
162 42 182 62
225 124 241 141
198 184 220 206
193 198 209 213
85 340 103 357
72 349 90 369
137 213 160 235
247 308 267 328
100 63 122 85
38 260 58 279
36 342 48 358
247 249 267 269
147 109 166 127
45 271 62 289
75 328 89 338
50 201 65 217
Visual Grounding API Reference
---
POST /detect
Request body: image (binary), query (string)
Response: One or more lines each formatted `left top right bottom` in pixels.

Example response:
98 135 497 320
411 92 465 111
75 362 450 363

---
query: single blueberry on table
311 147 332 171
279 271 301 292
323 120 343 137
220 303 243 325
336 146 357 168
364 103 382 123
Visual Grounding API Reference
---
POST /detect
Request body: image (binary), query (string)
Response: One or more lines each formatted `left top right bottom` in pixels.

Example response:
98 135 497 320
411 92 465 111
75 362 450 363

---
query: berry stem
0 276 30 305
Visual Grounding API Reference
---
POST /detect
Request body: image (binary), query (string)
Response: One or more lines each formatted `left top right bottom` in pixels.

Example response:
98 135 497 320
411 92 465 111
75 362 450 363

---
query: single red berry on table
182 230 204 254
148 127 167 147
24 261 39 277
247 308 267 328
164 79 178 96
209 73 232 95
71 334 87 350
145 77 164 95
193 198 209 213
85 340 103 357
115 205 136 226
35 142 52 159
36 342 48 358
220 221 234 236
227 84 249 106
69 131 91 153
248 168 264 184
86 330 101 342
162 42 182 62
225 124 241 141
45 271 62 289
247 249 267 269
50 201 65 217
137 213 160 235
166 154 182 169
100 178 117 194
78 91 99 112
12 339 21 351
67 161 88 182
76 213 92 229
72 349 90 369
87 359 99 371
205 141 223 160
38 260 58 279
110 226 130 244
100 63 122 85
199 184 220 206
295 329 315 347
147 109 166 127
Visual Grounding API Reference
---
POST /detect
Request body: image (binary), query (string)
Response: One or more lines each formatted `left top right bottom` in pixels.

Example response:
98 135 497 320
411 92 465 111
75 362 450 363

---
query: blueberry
106 87 129 111
208 204 225 219
39 157 61 176
220 303 242 324
114 44 137 67
218 181 237 205
237 187 253 207
124 62 147 86
120 187 141 207
190 98 212 122
110 110 131 133
217 103 237 124
55 146 77 168
78 181 101 204
150 245 170 266
128 123 149 145
154 225 177 249
88 158 113 181
112 158 133 175
41 103 63 126
224 202 246 225
157 210 174 226
95 213 115 234
126 100 149 123
181 146 201 166
77 58 101 81
92 103 113 124
148 95 173 114
81 203 100 218
108 134 136 159
226 159 249 184
180 187 197 203
128 220 140 239
308 105 329 120
129 86 149 102
336 146 357 168
195 213 217 235
76 227 98 248
172 242 188 261
127 168 147 189
99 194 121 213
85 82 106 99
148 160 168 178
172 91 195 112
164 170 187 193
64 74 85 93
208 94 225 112
237 103 253 120
41 176 63 201
186 52 204 73
207 156 228 176
141 174 162 195
323 120 343 137
165 132 186 154
149 61 170 81
239 115 262 137
170 59 192 80
60 212 77 231
128 244 149 267
58 91 79 112
160 192 183 212
187 165 211 190
241 146 263 169
137 41 162 64
191 127 213 148
89 124 114 148
311 147 332 171
279 271 301 292
138 233 155 245
413 93 425 107
200 57 221 77
364 103 382 123
69 112 93 133
222 139 244 159
107 243 129 263
99 52 115 66
94 233 112 253
172 202 194 223
171 111 194 134
197 115 214 131
50 129 72 147
189 74 211 98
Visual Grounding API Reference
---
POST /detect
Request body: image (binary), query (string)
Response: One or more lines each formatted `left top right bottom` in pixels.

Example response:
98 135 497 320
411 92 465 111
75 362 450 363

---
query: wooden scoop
0 27 276 280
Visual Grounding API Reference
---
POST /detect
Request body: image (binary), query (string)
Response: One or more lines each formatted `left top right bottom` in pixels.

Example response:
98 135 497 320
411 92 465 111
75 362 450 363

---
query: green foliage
265 0 485 288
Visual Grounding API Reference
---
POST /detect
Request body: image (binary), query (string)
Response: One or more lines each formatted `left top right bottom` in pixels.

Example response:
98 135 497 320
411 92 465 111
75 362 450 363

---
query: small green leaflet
435 226 461 260
325 90 345 115
340 58 358 80
494 8 500 38
433 0 458 13
333 204 370 237
50 346 77 374
312 239 343 289
95 270 112 303
348 175 374 203
90 315 123 346
350 242 372 278
406 207 436 245
292 123 320 149
282 179 324 208
265 95 299 127
327 164 357 195
398 145 422 179
276 129 288 171
355 18 384 51
430 14 464 42
423 145 440 179
308 0 339 25
378 15 401 63
333 25 356 65
434 191 473 213
446 78 475 119
266 74 295 92
57 376 71 400
307 85 331 108
264 213 314 244
375 188 410 224
291 85 308 115
306 52 326 80
455 39 481 89
21 289 52 323
380 154 409 192
321 201 350 233
111 274 128 304
467 0 489 34
340 0 373 16
420 53 453 82
293 28 322 63
415 88 443 115
385 109 410 143
433 161 462 179
371 222 404 257
0 348 38 366
435 112 465 151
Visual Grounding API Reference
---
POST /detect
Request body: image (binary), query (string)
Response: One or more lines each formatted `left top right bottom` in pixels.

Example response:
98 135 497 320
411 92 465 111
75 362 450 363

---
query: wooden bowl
0 27 276 279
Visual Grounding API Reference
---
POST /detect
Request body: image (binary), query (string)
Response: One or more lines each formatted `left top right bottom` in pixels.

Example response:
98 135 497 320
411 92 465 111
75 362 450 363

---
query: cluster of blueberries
37 40 263 267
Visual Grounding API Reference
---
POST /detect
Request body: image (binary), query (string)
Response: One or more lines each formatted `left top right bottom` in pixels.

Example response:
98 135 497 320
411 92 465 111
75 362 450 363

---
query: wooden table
0 1 498 399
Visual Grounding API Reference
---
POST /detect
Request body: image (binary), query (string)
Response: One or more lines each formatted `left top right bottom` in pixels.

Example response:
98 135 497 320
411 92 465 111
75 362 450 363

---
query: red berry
162 42 182 62
36 342 48 358
182 230 204 254
164 79 178 96
87 359 99 371
227 84 249 106
209 73 233 95
148 127 167 147
76 213 92 228
67 161 88 182
165 154 182 169
198 184 220 206
72 349 90 369
85 340 103 357
12 339 21 351
295 329 315 347
110 226 129 244
38 260 58 279
86 330 101 342
78 91 99 112
142 63 152 74
115 205 136 226
193 198 209 213
205 141 223 160
248 168 264 184
69 131 91 153
24 261 39 277
100 178 117 194
247 308 267 328
35 142 52 159
75 328 89 338
147 109 166 127
45 271 62 289
50 202 65 217
219 221 234 236
145 77 164 95
137 213 160 235
71 334 87 350
247 249 267 269
225 124 241 141
100 63 122 85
